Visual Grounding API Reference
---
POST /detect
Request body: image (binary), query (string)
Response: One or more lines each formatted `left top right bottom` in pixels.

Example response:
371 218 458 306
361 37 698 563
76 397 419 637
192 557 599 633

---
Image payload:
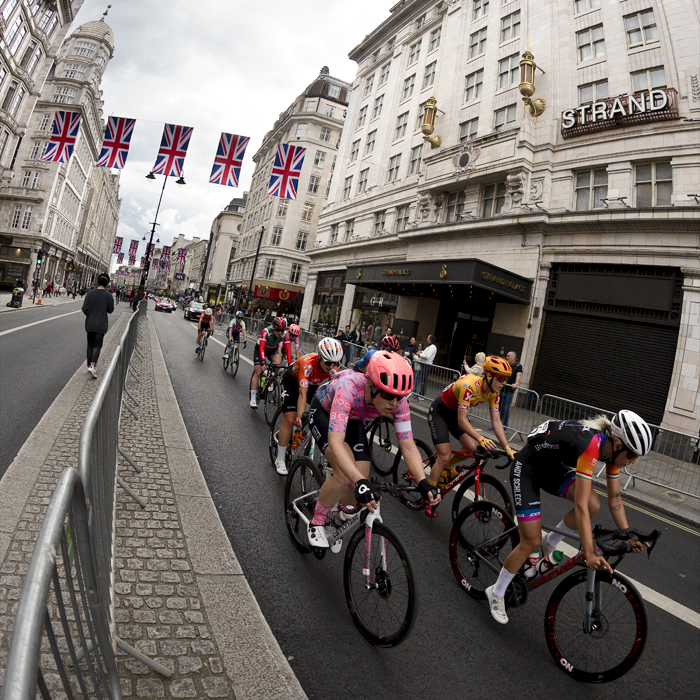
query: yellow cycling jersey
440 374 500 412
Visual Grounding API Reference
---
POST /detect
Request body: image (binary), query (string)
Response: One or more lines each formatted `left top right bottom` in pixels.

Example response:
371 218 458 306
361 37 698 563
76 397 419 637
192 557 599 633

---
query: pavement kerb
147 316 309 700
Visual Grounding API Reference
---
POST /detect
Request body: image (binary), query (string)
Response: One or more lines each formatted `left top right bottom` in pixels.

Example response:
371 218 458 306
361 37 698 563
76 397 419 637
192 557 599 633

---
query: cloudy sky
71 0 391 262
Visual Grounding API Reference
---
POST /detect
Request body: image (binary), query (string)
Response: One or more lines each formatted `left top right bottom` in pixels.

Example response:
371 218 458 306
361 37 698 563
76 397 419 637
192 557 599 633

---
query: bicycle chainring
505 575 528 608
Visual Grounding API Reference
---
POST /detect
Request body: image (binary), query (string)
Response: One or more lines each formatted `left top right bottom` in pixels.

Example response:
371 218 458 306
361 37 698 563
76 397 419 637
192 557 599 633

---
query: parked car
155 298 175 313
184 301 205 320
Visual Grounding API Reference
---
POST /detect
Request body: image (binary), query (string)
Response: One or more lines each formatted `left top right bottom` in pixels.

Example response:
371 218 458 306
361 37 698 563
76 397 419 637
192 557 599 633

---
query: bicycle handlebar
472 447 512 470
593 525 662 558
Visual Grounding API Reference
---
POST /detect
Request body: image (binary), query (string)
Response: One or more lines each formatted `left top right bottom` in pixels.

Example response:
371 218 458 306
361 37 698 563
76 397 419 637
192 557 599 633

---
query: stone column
662 268 700 433
338 282 357 329
520 261 551 389
299 271 317 330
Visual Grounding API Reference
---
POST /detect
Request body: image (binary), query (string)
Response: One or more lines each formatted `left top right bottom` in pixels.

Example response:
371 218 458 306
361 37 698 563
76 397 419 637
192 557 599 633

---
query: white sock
493 567 516 598
250 390 257 401
546 519 577 549
277 445 286 462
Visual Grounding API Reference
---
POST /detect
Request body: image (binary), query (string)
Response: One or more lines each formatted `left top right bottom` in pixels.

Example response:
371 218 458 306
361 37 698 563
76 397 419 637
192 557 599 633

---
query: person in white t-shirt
415 335 437 399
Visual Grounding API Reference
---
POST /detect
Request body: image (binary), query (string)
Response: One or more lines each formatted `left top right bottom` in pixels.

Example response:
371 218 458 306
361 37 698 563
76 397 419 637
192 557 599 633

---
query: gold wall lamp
519 50 546 118
421 96 445 149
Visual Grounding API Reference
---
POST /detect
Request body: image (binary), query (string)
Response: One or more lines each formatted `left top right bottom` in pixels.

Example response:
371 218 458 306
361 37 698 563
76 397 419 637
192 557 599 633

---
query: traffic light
36 250 43 269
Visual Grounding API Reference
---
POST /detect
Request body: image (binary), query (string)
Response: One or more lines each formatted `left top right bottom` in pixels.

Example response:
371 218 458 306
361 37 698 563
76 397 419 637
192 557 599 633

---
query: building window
52 178 62 204
365 130 376 155
459 117 479 142
271 227 283 245
415 13 426 30
7 83 24 116
2 0 18 21
21 206 32 230
29 141 41 159
0 130 9 161
20 40 37 69
574 0 600 13
387 154 401 182
575 168 607 210
301 203 314 221
494 104 516 131
625 10 658 47
319 127 331 142
326 177 332 198
21 170 31 187
73 41 96 57
635 162 672 207
264 259 276 278
415 102 428 131
296 231 308 251
631 67 666 92
343 176 353 199
325 104 335 118
395 112 409 140
308 175 321 194
395 205 410 232
2 80 17 111
277 199 288 217
11 205 21 228
402 75 416 101
408 40 421 66
290 263 302 285
371 95 384 119
305 100 316 112
350 139 360 162
469 28 487 58
498 54 519 88
501 11 520 42
364 74 374 97
62 63 85 80
328 83 341 99
429 28 441 52
357 168 369 194
473 0 489 20
422 61 437 89
409 144 423 174
39 113 50 130
482 183 507 217
5 16 21 47
330 224 338 244
464 69 484 102
446 191 466 222
579 80 608 104
344 219 354 242
25 46 42 74
577 25 605 61
52 86 76 104
357 105 368 128
313 150 326 167
373 211 386 235
379 62 391 86
296 123 307 138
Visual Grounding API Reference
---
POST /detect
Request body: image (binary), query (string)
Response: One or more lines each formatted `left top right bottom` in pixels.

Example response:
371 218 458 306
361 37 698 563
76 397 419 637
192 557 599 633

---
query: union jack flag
176 248 187 265
117 253 124 264
113 236 123 254
209 132 249 187
152 123 193 177
129 239 139 253
160 245 171 260
163 258 171 273
42 110 81 163
129 255 136 266
268 143 306 200
97 117 136 169
140 256 146 267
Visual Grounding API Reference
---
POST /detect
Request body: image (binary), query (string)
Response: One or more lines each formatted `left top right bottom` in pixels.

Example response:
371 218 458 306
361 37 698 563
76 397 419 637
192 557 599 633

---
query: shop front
309 269 346 335
0 243 33 289
243 278 304 318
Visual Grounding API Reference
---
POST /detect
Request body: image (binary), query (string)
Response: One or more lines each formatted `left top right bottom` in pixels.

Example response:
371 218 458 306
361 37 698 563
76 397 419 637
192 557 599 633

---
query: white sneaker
88 366 97 379
308 524 330 548
275 459 288 475
250 398 257 409
485 586 509 625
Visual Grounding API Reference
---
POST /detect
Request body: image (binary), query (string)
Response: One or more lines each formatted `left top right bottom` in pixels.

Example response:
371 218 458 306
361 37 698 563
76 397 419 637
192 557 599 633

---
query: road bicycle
269 408 323 471
196 330 211 362
254 362 282 424
222 340 245 377
284 458 418 648
367 416 397 477
391 440 513 521
449 500 661 682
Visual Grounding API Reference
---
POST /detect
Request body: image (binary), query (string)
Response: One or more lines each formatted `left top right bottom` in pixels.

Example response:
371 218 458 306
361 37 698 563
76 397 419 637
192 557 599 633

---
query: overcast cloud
70 0 391 263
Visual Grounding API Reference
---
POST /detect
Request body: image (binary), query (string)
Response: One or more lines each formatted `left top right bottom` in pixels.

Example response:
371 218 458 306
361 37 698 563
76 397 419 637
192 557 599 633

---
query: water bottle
449 464 463 480
260 375 266 390
537 550 564 575
524 549 540 579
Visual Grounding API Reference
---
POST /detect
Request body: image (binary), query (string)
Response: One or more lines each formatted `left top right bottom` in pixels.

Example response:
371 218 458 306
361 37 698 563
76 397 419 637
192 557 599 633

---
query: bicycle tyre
343 521 417 647
199 340 205 362
222 352 230 371
369 417 397 477
284 457 325 554
449 500 518 600
264 377 280 425
230 347 239 377
390 439 434 508
544 569 648 683
269 405 286 469
451 473 513 523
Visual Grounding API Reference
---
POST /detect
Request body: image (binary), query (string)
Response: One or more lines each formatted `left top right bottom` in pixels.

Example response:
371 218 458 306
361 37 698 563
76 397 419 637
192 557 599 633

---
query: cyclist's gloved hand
505 447 517 461
417 479 439 503
354 479 380 509
478 435 498 451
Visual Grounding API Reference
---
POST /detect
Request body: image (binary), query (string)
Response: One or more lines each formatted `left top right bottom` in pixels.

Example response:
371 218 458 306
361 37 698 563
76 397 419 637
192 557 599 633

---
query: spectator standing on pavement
463 351 486 377
403 337 418 362
82 272 114 379
499 351 523 428
415 335 438 399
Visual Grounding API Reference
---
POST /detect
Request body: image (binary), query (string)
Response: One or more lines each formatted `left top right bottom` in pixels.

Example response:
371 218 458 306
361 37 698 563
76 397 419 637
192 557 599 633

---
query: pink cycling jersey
315 369 413 441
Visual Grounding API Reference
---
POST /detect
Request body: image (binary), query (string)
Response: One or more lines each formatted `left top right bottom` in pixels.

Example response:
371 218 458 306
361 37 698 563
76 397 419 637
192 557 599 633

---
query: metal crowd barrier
536 394 614 425
467 387 541 443
411 361 460 402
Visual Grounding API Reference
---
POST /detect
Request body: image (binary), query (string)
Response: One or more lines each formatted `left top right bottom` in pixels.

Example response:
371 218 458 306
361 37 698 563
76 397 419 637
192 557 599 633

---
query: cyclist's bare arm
295 385 308 427
574 477 613 574
606 475 643 551
400 439 440 505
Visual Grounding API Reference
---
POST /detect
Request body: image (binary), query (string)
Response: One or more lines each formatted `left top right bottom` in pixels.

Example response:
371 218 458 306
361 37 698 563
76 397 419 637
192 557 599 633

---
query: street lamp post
246 226 265 312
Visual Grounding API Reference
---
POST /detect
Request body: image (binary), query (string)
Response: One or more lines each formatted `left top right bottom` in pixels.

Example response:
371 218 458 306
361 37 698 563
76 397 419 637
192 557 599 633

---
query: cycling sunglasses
492 374 508 383
625 451 639 462
377 389 401 402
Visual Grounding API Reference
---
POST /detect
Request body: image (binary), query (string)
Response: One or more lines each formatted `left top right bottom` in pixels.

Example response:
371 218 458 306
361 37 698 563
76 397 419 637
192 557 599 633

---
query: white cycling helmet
318 337 343 364
610 410 653 457
205 308 213 316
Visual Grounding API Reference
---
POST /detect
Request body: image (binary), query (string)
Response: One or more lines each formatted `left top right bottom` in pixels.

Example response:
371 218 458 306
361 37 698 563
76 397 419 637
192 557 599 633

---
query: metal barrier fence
1 468 120 700
467 387 541 444
411 360 461 402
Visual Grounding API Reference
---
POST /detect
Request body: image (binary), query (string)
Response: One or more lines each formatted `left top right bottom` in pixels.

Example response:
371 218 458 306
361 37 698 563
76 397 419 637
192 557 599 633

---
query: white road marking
0 309 82 337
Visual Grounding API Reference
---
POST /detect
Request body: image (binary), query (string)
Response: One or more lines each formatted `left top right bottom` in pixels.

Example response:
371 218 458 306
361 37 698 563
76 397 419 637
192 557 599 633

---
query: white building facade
302 0 700 433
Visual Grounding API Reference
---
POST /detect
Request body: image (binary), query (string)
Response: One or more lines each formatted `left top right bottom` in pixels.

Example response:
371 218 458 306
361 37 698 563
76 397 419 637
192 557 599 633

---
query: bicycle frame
405 450 490 501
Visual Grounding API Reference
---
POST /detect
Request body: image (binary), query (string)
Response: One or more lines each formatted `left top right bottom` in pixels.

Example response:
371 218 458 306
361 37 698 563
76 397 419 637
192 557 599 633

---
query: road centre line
0 309 82 337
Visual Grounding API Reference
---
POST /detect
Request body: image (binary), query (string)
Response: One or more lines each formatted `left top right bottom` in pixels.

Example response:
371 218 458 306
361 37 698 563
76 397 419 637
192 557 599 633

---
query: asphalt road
0 299 122 477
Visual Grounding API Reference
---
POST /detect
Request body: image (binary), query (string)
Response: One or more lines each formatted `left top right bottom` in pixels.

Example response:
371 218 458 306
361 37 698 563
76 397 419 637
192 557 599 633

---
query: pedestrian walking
499 351 523 428
82 272 114 379
415 335 438 399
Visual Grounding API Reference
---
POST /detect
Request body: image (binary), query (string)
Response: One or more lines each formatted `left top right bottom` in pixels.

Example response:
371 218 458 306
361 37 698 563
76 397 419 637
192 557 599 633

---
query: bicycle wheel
222 350 230 371
544 569 648 683
199 340 205 362
269 405 286 469
449 500 518 600
369 417 397 477
284 457 325 554
230 347 239 377
344 522 416 647
451 473 513 523
264 378 280 425
390 439 434 508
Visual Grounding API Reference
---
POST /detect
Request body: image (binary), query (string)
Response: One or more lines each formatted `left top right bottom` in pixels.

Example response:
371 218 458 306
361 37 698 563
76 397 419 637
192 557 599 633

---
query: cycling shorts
280 370 318 414
253 344 278 366
228 331 241 343
510 445 576 522
308 396 370 462
428 396 466 445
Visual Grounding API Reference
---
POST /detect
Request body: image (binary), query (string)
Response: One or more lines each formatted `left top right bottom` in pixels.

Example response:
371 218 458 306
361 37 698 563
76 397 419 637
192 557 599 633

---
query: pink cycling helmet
367 351 414 397
289 324 301 336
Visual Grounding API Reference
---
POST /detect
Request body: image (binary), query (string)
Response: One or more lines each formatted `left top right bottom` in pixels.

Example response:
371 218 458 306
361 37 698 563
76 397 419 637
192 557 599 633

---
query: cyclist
353 335 401 372
284 323 302 362
250 316 289 408
274 337 343 475
307 351 440 549
427 356 517 486
195 308 214 354
486 410 653 625
223 310 247 360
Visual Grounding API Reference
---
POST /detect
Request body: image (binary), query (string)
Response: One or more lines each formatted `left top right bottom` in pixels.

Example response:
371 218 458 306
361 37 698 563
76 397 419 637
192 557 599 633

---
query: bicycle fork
363 509 385 590
584 568 600 634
